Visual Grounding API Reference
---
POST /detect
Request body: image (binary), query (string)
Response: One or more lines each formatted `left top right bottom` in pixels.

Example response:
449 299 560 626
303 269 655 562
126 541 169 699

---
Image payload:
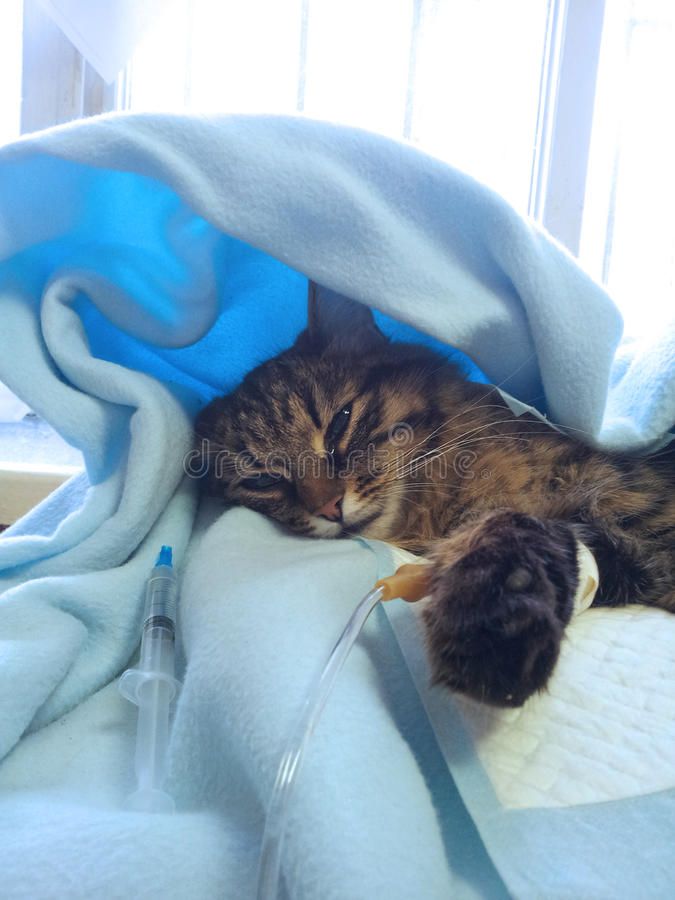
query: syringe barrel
143 564 178 624
139 565 177 670
119 547 180 813
138 627 177 693
135 676 173 790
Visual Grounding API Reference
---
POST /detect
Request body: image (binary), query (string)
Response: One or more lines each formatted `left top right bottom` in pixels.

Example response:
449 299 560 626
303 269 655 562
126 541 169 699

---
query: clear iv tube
256 585 384 900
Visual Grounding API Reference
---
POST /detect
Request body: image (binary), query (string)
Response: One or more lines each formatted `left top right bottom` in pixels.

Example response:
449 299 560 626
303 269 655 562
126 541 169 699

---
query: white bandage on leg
573 542 599 616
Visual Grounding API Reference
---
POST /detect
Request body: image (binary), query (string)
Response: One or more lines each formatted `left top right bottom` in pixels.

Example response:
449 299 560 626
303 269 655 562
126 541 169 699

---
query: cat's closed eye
239 472 283 490
325 402 352 454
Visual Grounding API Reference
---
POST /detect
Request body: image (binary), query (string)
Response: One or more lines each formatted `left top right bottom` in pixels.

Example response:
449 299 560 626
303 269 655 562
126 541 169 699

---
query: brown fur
195 290 675 706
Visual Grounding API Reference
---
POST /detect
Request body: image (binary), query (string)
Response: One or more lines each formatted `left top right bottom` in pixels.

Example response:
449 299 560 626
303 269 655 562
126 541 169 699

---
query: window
127 0 550 212
0 0 23 146
6 0 670 330
580 0 675 336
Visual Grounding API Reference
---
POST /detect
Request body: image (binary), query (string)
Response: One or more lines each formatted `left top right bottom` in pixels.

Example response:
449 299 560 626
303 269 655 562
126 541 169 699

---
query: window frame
20 0 117 134
529 0 607 255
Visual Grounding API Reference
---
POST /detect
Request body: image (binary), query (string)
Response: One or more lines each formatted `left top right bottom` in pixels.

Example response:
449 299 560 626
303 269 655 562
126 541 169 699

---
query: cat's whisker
388 432 555 483
379 415 549 477
399 400 522 453
386 486 440 496
389 423 555 480
389 496 434 514
391 402 515 465
405 433 556 479
422 350 538 400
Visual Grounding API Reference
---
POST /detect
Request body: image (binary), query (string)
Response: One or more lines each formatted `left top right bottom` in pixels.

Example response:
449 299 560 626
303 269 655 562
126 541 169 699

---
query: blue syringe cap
156 545 173 567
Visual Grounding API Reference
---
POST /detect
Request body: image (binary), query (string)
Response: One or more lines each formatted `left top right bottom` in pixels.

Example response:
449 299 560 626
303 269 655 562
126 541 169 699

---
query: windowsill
0 461 81 525
0 416 83 526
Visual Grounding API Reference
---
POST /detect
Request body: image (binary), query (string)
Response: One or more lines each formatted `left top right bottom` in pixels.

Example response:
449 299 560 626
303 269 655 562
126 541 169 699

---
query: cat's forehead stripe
297 387 321 429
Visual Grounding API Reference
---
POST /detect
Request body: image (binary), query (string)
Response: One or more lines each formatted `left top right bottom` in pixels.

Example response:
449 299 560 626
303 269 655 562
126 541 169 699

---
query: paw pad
505 566 533 591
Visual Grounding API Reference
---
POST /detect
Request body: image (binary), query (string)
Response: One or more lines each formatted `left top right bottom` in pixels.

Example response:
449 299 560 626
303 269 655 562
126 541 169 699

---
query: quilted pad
384 549 675 811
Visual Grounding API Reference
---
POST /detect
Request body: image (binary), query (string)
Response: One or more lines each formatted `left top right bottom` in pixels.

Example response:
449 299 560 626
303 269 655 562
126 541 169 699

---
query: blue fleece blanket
0 114 673 899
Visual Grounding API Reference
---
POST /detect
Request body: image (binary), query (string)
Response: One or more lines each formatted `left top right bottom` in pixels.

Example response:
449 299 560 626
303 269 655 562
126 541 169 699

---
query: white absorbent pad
383 544 675 898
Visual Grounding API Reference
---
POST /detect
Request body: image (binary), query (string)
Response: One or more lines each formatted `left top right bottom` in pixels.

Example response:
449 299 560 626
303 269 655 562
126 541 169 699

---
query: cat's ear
295 281 388 355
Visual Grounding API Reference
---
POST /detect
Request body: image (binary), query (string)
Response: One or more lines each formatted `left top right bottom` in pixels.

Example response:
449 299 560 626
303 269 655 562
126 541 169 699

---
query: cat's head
194 288 455 540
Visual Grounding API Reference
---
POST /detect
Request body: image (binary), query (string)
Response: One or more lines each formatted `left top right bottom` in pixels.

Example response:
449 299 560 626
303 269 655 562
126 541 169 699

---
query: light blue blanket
0 113 673 899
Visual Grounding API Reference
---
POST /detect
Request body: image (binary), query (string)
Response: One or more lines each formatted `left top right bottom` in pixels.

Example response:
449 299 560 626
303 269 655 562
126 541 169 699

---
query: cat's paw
423 511 579 707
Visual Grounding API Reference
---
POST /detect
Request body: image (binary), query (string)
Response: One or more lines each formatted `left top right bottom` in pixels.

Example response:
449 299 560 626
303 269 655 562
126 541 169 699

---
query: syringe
119 545 181 813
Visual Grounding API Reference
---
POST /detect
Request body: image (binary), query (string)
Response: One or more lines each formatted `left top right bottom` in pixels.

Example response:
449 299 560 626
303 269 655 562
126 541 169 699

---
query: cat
195 286 675 707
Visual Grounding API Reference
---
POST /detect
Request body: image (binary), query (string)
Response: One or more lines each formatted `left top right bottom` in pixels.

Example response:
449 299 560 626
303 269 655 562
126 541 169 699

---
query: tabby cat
195 287 675 706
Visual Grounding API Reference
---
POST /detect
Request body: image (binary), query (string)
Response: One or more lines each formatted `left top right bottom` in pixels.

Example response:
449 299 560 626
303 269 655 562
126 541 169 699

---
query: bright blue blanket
0 113 673 899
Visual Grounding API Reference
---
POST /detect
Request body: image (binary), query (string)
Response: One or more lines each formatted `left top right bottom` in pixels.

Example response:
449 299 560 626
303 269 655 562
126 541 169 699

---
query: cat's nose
315 494 344 522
